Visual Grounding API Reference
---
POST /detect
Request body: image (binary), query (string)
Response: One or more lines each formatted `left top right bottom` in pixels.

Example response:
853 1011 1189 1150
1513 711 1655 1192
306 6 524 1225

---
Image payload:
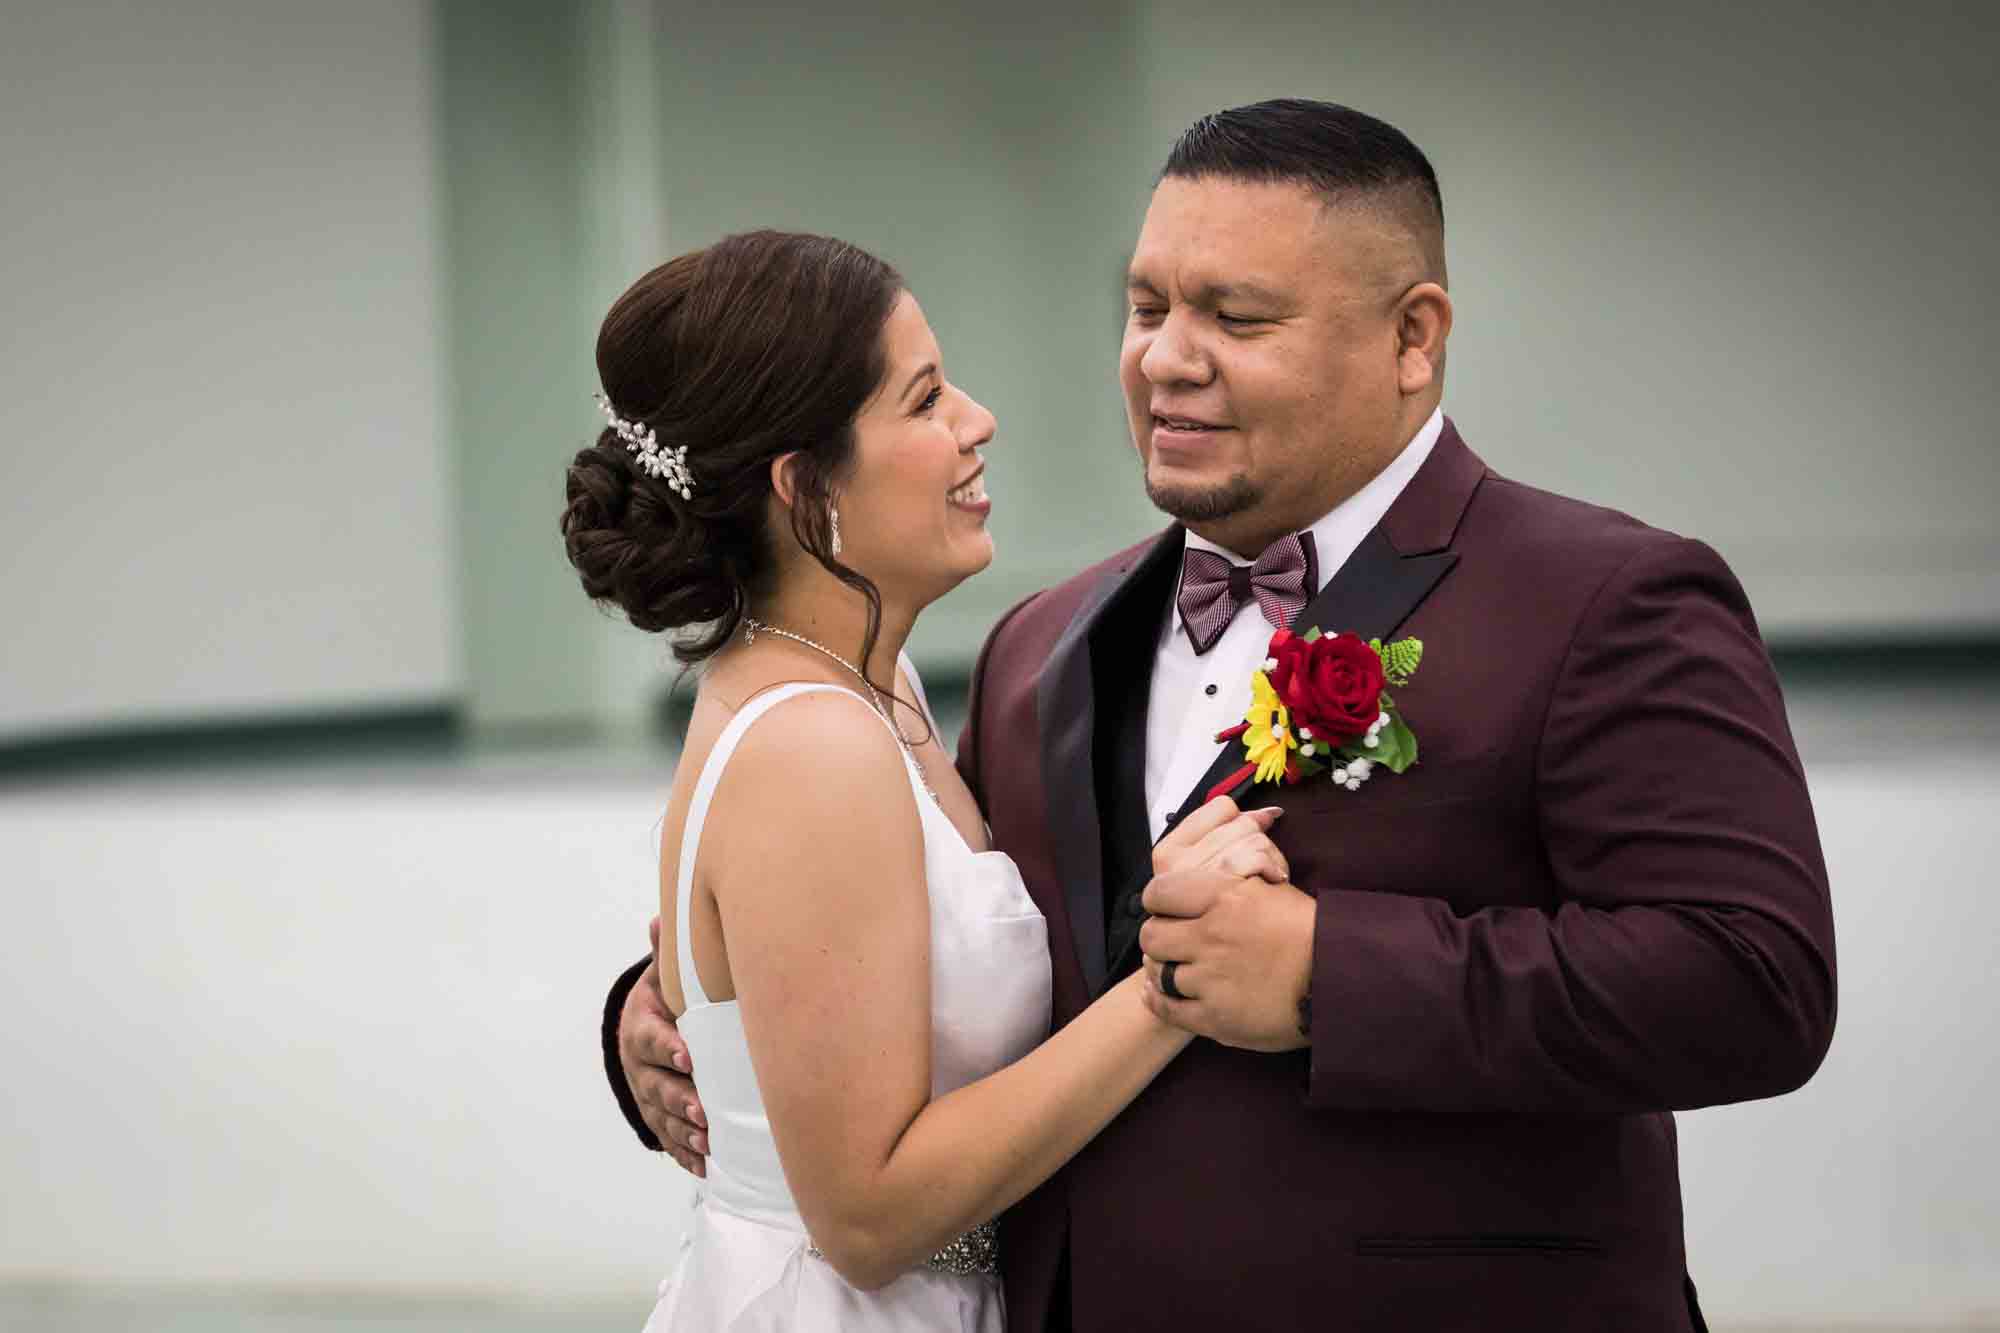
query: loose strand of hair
787 494 936 750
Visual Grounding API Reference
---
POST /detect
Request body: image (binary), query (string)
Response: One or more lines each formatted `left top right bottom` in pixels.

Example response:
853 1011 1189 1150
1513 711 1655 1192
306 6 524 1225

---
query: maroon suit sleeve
603 954 665 1151
1306 537 1836 1113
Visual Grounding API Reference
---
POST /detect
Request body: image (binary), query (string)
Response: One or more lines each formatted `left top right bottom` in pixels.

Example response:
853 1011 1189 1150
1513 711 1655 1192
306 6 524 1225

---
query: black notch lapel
1036 528 1183 996
1166 527 1459 826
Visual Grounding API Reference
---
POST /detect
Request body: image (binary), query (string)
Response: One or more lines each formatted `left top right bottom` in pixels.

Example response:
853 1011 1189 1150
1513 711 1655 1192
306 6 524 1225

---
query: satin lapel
1036 527 1183 995
1167 526 1459 825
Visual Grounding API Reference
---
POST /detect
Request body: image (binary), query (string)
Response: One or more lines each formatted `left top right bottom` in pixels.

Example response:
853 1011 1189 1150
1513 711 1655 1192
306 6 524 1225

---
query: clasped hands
1139 795 1316 1053
619 795 1315 1171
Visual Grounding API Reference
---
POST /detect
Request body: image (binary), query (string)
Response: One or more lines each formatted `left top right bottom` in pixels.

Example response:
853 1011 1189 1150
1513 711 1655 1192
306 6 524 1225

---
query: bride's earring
829 504 842 558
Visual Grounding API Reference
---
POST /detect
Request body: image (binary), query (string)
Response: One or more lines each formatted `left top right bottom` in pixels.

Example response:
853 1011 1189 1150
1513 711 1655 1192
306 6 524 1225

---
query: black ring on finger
1160 959 1188 1001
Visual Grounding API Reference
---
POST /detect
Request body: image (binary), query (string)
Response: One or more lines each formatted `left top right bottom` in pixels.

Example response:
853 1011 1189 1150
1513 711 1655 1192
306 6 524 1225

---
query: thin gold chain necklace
741 617 938 800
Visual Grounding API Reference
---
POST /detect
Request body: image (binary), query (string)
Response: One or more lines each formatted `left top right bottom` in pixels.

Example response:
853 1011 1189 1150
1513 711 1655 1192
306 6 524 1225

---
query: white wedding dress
642 671 1053 1332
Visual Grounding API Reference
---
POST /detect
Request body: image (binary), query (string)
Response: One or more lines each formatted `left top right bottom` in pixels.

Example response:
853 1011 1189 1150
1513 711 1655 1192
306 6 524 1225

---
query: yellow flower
1241 670 1297 785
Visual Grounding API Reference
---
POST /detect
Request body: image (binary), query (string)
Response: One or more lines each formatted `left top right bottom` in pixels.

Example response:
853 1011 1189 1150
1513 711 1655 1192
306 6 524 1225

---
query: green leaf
1302 626 1322 643
1333 713 1415 773
1369 710 1419 773
1380 636 1424 686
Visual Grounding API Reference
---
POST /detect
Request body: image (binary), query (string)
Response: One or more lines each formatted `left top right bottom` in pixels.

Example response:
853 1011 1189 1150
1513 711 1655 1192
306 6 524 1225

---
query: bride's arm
702 690 1190 1292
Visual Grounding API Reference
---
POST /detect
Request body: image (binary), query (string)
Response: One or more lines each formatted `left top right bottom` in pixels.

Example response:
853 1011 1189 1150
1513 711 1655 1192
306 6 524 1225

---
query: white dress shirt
1142 407 1445 841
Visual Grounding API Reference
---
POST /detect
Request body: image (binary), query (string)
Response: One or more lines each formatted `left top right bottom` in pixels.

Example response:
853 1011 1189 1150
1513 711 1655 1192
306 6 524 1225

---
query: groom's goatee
1145 472 1262 524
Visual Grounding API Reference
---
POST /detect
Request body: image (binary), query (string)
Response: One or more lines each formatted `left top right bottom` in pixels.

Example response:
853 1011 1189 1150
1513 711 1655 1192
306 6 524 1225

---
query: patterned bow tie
1176 530 1319 655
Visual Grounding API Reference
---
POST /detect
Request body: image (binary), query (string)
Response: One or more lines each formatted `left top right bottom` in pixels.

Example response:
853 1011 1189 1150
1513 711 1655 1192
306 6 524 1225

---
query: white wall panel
1 743 1994 1320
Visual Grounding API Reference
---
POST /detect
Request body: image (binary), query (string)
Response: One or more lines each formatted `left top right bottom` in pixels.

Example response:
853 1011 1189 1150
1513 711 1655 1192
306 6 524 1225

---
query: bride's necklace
741 616 938 801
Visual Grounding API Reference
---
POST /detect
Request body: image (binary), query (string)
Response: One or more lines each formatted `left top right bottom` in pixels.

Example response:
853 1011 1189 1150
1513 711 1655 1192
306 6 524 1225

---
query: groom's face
1122 175 1416 554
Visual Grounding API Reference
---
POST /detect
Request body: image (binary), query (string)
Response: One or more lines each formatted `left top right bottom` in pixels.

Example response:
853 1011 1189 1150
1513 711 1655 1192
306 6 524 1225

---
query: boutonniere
1207 627 1423 803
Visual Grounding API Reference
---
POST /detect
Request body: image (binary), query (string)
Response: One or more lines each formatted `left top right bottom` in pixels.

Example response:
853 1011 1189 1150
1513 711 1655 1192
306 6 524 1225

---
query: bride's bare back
656 653 986 1018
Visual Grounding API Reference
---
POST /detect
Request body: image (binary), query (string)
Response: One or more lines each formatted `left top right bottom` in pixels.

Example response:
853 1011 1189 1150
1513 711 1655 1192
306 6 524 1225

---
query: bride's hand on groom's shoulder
623 916 710 1178
1151 795 1289 884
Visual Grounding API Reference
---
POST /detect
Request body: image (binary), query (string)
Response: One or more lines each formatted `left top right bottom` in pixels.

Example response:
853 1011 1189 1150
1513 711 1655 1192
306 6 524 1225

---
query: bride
560 230 1284 1330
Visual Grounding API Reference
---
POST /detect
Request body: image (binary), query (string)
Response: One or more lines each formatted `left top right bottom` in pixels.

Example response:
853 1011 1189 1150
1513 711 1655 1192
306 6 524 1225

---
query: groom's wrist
1278 888 1315 1052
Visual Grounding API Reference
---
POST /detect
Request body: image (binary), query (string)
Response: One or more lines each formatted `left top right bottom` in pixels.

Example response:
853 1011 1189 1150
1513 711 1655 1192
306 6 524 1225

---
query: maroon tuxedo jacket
601 420 1834 1331
952 420 1834 1332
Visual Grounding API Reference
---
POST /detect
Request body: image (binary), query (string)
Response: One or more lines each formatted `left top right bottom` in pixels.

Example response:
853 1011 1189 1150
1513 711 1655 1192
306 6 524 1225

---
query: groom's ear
1395 281 1453 394
768 452 802 509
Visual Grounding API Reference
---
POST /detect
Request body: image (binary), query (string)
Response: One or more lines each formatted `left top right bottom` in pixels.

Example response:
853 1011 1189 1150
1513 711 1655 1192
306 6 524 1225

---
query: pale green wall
6 1 1993 746
641 2 1164 664
1131 0 2000 636
0 1 457 742
442 1 1168 734
440 0 2000 740
439 0 602 733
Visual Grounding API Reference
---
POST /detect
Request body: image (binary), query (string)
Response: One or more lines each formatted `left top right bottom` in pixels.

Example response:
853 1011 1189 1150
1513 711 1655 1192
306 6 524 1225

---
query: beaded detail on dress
805 1219 998 1277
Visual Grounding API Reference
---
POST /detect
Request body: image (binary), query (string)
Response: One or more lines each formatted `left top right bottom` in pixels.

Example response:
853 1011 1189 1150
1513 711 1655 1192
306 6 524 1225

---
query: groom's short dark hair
1162 99 1446 282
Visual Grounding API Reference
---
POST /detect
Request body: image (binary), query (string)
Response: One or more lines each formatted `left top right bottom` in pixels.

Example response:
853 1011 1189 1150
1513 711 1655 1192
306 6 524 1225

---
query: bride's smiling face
833 291 998 602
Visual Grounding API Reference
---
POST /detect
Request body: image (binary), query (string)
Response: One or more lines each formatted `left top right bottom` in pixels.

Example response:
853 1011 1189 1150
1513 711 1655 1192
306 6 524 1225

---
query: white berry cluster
1332 710 1392 789
1292 709 1392 790
1361 709 1390 749
595 394 695 500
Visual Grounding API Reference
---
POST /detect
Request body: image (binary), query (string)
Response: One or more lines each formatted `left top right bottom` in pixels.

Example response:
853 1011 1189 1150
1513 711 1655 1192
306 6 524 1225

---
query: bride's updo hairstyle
560 230 904 667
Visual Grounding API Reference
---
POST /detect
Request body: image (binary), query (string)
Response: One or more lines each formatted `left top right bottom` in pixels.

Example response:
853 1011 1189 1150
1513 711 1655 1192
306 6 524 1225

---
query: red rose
1265 629 1385 744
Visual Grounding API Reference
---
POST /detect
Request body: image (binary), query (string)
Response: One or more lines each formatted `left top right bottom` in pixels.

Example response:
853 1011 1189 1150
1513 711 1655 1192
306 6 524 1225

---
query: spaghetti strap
672 681 923 1011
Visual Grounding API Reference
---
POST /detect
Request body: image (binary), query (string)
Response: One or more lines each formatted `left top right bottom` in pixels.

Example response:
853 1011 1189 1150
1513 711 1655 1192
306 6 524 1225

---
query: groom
604 100 1835 1331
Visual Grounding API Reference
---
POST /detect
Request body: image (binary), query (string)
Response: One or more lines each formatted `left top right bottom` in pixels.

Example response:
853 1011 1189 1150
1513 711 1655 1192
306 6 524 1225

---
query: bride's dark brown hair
561 230 904 682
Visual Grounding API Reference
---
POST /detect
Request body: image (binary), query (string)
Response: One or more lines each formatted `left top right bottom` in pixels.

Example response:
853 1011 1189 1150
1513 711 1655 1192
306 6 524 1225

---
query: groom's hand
623 917 709 1177
1139 868 1315 1053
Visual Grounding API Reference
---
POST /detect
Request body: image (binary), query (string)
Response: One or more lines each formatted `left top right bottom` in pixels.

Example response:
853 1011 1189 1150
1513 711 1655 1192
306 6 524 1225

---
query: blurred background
2 1 1995 1329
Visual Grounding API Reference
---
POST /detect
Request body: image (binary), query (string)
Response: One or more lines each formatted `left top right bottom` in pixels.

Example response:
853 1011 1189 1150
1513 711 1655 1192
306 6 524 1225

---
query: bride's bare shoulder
705 683 916 840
